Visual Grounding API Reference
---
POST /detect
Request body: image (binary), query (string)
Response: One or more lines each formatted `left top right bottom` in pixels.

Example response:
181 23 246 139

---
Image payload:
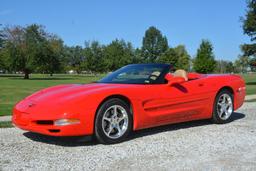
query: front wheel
95 98 132 144
212 90 234 124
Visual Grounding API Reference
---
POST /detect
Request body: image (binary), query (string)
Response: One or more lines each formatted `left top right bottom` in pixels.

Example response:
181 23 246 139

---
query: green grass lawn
0 121 13 128
0 73 255 116
0 74 103 116
240 73 256 95
245 99 256 102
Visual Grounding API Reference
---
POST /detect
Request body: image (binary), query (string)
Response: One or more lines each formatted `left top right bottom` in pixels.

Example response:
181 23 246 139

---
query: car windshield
98 64 170 84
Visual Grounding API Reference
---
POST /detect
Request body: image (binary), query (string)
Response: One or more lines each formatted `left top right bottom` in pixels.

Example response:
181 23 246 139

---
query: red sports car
12 64 246 144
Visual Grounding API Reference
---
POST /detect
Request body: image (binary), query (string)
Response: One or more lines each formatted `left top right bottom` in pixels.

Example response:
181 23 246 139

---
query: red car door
140 78 214 128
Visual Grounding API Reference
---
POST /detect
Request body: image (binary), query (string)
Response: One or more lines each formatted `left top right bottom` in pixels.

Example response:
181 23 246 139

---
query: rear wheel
95 98 132 144
212 90 234 124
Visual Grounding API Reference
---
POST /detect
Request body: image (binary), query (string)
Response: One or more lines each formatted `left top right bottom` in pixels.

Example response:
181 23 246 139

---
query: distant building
67 70 77 74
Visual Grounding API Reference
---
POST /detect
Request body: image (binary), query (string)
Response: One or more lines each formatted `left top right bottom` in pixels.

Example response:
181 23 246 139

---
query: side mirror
165 73 186 86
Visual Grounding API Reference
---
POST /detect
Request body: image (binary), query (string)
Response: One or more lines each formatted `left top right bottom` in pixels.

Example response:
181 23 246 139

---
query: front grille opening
36 120 54 125
48 129 60 133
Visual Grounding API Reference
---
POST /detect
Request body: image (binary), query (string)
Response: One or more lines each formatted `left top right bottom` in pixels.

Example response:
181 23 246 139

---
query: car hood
27 83 131 103
16 83 133 112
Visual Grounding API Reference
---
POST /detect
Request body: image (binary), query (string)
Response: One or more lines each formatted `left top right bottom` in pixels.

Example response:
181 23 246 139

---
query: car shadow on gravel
129 112 245 141
23 112 245 146
23 132 97 146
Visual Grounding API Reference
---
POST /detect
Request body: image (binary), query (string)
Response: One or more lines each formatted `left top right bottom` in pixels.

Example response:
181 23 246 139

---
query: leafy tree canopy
82 41 105 73
159 45 190 70
2 24 64 78
243 0 256 41
159 48 178 68
141 26 168 63
173 45 190 70
241 0 256 62
103 39 134 71
193 40 216 73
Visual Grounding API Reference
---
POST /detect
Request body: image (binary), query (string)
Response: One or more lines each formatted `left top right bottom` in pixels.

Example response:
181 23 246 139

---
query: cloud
0 9 13 16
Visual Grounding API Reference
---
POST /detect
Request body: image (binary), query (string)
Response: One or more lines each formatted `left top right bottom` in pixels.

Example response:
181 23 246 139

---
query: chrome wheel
217 94 233 120
102 105 129 139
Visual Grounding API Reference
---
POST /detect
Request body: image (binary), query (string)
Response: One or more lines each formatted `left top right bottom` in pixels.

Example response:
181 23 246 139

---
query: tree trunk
24 70 29 79
50 73 53 76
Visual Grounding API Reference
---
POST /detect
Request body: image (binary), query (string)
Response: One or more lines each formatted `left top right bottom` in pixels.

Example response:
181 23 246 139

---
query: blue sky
0 0 250 61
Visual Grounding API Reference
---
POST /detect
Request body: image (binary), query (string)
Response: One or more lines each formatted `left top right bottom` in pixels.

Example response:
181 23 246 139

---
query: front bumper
12 108 90 137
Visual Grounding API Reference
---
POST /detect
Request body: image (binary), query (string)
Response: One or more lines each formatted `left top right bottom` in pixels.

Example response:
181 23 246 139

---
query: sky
0 0 250 61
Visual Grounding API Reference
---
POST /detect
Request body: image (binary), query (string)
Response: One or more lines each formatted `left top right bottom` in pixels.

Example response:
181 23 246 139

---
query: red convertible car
12 64 246 144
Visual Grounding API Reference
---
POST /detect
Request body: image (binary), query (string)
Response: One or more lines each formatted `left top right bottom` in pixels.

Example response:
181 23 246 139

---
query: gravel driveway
0 102 256 171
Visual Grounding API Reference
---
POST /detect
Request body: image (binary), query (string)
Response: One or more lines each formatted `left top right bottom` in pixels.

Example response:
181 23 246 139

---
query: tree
24 24 49 78
132 48 143 63
4 26 28 78
141 26 168 62
0 26 7 71
226 61 235 73
65 45 84 73
241 0 256 63
0 25 4 49
242 0 256 41
47 37 64 75
82 41 105 73
249 57 256 71
0 49 5 71
3 24 47 79
193 40 216 73
0 48 9 72
173 45 190 70
158 48 178 68
215 60 235 73
158 45 190 70
234 55 250 73
103 39 134 71
35 36 64 75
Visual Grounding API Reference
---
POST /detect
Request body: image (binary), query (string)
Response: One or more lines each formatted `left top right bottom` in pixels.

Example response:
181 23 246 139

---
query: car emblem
28 103 35 107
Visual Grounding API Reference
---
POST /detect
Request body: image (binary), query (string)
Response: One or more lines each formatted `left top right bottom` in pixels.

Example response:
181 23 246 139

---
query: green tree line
0 25 193 79
0 25 226 79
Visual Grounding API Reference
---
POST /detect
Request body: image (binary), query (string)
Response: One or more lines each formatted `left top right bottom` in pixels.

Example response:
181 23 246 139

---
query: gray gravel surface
0 102 256 171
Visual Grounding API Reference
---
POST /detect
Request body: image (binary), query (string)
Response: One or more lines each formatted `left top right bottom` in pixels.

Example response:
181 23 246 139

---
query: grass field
240 73 256 95
0 73 255 116
0 74 103 116
0 121 13 128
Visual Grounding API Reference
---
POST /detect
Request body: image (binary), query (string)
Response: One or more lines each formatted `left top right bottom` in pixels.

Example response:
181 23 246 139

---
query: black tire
95 98 132 144
212 89 234 124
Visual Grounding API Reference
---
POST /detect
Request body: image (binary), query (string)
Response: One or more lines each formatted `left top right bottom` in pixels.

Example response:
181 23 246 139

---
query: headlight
54 119 80 126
